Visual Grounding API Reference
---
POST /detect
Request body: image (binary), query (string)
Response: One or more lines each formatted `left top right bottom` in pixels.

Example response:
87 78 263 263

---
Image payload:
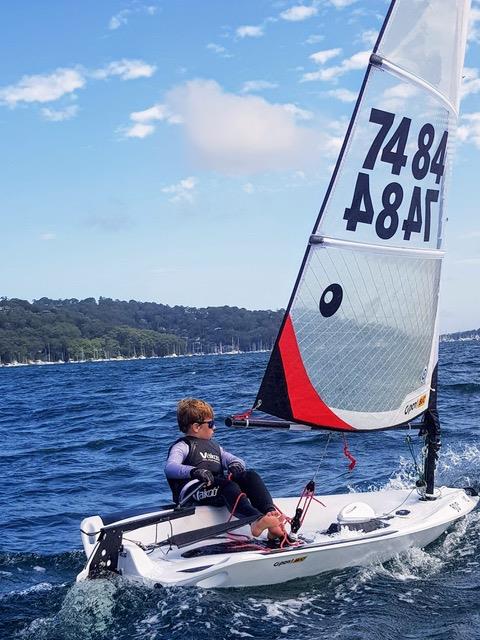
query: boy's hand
227 462 245 480
190 468 214 486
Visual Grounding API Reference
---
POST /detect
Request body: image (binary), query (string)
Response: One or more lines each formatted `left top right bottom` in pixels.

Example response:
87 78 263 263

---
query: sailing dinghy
77 0 478 588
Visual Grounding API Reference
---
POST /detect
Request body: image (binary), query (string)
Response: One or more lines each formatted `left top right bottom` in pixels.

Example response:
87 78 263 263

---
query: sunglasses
196 419 215 429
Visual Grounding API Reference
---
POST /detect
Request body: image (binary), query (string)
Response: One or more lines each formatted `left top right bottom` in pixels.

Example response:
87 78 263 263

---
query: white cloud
305 34 324 45
124 122 156 138
336 49 370 71
282 103 313 120
301 49 370 82
162 176 198 203
360 29 379 47
468 8 480 43
109 9 130 30
243 182 254 194
461 67 480 99
310 48 342 65
329 0 358 7
458 112 480 148
92 59 156 81
123 103 181 138
40 233 56 241
206 43 232 57
41 104 79 121
131 104 180 123
327 88 357 102
0 68 85 107
164 79 339 173
379 83 418 111
108 5 157 30
280 6 318 22
236 25 264 38
241 80 278 93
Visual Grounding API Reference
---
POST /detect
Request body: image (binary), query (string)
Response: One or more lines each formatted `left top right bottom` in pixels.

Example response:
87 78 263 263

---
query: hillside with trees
0 297 283 364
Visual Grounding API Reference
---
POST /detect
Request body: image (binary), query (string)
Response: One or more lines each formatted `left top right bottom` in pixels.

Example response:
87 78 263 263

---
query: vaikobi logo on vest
199 451 220 463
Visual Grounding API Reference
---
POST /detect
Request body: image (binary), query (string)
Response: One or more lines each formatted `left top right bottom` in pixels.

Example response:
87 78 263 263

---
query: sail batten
256 0 470 432
370 55 458 115
309 235 445 258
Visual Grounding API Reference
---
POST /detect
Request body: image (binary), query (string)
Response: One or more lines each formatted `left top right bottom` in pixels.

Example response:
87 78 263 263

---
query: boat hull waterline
77 487 478 588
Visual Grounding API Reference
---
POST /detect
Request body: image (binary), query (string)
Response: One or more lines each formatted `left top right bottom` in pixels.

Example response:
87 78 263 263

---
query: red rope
227 491 246 522
231 408 254 420
343 435 356 471
226 490 267 547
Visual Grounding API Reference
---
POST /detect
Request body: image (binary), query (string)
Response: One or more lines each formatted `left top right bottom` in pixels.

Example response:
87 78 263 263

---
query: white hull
77 486 478 588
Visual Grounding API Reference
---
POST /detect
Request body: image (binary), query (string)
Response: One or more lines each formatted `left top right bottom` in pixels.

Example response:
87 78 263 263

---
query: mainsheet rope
228 410 359 545
272 433 357 546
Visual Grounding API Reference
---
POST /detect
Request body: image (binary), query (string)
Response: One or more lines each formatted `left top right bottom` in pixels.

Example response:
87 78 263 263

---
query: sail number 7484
343 108 448 242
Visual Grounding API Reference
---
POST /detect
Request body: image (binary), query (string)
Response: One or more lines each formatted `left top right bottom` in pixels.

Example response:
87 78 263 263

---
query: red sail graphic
278 315 353 430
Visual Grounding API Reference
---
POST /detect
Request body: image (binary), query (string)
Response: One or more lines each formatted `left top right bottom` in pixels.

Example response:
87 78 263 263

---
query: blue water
1 343 479 639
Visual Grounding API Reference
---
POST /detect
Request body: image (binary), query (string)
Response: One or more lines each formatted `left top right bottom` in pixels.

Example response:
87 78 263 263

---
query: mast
421 366 441 498
253 0 470 442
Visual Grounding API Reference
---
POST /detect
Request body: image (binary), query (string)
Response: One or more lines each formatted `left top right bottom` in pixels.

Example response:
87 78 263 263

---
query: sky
1 0 479 332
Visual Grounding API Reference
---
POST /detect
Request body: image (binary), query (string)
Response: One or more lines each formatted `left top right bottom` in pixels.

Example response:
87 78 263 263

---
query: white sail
257 0 470 431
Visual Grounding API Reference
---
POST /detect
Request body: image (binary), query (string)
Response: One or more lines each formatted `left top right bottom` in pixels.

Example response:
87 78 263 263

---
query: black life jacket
167 436 224 503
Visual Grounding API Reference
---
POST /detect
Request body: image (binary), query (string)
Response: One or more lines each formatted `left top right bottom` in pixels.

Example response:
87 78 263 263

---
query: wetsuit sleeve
220 447 246 471
164 441 195 480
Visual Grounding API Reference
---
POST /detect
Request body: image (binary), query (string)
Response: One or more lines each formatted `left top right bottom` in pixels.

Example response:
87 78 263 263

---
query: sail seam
371 54 458 115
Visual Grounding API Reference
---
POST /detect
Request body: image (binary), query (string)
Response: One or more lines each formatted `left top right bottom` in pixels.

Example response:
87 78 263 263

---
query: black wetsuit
165 436 275 518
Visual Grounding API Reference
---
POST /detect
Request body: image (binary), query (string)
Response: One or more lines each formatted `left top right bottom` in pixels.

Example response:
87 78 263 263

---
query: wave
0 550 83 575
443 382 480 395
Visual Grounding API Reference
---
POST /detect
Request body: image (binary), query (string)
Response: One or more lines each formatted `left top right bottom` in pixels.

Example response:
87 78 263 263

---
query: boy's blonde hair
177 398 214 433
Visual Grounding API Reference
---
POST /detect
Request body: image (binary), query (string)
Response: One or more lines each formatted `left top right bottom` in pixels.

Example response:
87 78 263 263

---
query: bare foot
267 512 287 539
251 512 282 538
267 523 286 539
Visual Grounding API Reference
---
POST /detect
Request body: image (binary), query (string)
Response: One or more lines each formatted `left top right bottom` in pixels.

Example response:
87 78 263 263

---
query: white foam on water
248 595 306 619
0 581 66 603
330 545 444 605
437 443 480 485
280 625 296 634
239 593 325 636
141 614 160 625
17 616 49 639
331 511 480 601
434 509 480 561
17 582 54 595
347 442 480 495
386 546 444 580
33 565 46 572
19 578 119 640
229 629 255 638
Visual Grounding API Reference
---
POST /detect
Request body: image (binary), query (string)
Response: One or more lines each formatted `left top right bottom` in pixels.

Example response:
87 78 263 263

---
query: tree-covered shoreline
0 297 283 365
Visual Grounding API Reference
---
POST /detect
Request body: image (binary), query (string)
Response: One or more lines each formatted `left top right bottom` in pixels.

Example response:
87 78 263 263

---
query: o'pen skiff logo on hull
404 394 427 416
273 556 307 567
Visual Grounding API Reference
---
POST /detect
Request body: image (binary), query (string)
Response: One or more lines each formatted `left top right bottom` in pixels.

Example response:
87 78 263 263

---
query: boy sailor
165 398 285 539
